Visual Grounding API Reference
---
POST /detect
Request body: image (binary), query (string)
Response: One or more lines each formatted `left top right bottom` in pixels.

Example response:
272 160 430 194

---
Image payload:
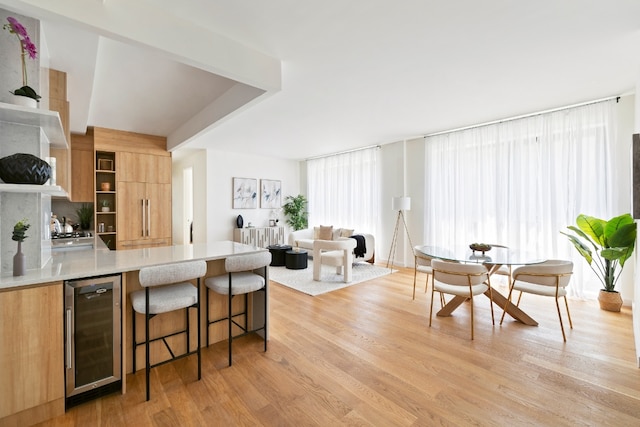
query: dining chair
413 251 432 300
131 260 207 401
499 260 573 341
429 259 494 340
412 249 445 307
204 251 271 366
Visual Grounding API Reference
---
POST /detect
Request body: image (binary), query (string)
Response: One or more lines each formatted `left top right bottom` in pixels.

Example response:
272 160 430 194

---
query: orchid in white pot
3 16 41 102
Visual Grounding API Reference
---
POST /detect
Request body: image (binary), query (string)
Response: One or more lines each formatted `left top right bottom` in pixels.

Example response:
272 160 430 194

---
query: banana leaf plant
561 213 637 292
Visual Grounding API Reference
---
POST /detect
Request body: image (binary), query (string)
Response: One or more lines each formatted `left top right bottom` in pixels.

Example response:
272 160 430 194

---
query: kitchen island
0 241 268 426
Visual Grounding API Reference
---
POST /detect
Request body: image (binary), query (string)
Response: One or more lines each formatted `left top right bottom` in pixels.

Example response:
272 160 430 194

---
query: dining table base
436 290 539 326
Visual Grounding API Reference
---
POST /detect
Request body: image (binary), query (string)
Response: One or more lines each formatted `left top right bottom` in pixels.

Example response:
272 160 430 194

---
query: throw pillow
313 226 321 239
318 225 333 240
340 228 354 237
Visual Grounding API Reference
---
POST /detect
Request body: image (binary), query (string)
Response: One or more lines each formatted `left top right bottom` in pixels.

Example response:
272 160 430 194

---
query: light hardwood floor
37 267 640 426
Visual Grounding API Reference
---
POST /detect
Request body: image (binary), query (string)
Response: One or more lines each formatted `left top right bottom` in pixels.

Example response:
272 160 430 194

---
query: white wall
172 149 300 245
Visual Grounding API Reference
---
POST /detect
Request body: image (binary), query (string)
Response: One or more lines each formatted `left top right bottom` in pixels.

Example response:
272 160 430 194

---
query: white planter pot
11 94 37 108
101 207 110 212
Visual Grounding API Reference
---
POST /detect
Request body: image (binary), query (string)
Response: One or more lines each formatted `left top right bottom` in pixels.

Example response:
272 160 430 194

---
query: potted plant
101 199 110 212
76 203 94 230
3 17 41 105
283 194 308 231
562 213 637 312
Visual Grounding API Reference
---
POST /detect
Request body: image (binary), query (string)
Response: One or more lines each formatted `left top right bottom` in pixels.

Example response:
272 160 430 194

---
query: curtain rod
423 94 623 139
305 144 381 161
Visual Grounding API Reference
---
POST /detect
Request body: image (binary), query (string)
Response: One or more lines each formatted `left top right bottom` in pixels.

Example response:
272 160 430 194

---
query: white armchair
313 239 357 283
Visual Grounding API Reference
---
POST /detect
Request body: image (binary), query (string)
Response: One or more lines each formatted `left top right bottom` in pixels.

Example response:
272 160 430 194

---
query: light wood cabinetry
70 130 94 202
0 283 64 425
49 69 71 196
92 127 172 250
234 226 285 247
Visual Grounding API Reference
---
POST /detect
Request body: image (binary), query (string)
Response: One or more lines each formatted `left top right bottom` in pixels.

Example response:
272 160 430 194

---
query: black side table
285 249 308 270
267 244 292 267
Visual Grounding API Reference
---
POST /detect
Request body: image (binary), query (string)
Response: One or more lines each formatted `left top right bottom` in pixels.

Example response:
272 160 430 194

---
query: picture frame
97 159 113 171
232 177 258 209
261 179 281 209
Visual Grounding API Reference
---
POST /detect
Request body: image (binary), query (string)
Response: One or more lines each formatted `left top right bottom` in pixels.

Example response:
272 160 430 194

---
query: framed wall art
232 177 258 209
261 179 281 209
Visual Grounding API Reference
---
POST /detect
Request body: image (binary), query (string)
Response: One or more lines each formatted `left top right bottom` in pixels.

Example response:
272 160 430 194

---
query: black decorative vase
236 215 244 228
0 153 52 185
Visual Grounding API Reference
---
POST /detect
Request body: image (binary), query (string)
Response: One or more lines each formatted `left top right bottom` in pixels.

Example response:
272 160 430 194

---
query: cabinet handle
146 199 151 237
66 308 72 369
141 199 145 237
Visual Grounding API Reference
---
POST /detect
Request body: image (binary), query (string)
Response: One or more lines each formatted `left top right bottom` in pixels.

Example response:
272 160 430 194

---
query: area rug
269 259 394 296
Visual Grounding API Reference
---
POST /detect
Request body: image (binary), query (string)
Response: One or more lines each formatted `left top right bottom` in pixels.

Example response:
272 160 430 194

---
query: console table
234 226 285 248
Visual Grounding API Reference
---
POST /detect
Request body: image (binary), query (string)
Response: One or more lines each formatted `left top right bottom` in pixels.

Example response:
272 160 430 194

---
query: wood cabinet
117 181 171 248
0 283 64 425
70 130 94 202
92 127 172 250
49 69 71 196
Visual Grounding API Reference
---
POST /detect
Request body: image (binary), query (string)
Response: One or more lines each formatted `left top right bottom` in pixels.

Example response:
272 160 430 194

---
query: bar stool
131 260 207 401
204 251 271 366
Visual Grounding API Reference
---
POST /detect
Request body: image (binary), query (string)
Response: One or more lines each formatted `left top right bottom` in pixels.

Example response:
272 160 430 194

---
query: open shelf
0 183 68 197
0 101 68 148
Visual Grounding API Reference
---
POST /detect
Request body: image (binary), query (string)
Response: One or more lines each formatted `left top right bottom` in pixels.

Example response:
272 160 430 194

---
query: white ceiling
5 0 640 160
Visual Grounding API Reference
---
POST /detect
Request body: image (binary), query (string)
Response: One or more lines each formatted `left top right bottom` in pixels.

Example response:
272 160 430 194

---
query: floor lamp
386 196 414 270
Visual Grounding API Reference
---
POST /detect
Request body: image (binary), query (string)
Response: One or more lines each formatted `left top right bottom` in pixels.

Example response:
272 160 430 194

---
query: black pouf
0 153 51 185
267 244 292 266
285 249 308 270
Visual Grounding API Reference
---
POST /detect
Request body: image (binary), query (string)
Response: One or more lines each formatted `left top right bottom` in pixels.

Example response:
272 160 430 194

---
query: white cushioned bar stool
131 260 207 401
205 251 271 366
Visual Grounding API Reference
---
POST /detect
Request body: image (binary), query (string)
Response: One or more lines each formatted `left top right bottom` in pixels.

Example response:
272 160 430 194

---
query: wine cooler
64 274 122 408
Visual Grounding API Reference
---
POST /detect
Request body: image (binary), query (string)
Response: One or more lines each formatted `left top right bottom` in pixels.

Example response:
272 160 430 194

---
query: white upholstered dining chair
499 259 573 341
429 259 494 340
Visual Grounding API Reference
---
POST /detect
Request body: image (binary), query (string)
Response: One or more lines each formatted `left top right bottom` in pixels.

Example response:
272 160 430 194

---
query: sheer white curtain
424 100 620 299
307 147 380 237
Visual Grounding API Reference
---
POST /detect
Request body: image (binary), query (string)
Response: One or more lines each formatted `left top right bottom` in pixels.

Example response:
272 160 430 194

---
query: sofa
288 226 375 263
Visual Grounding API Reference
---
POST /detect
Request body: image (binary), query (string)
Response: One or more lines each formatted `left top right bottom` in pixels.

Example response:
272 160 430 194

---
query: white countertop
0 241 265 291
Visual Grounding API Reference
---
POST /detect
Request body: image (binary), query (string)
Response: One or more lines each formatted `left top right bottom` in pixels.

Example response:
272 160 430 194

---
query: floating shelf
0 102 68 149
0 183 68 197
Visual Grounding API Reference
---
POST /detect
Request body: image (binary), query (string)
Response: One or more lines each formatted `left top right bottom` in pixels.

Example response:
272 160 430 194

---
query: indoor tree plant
3 16 41 104
561 213 637 312
283 194 308 231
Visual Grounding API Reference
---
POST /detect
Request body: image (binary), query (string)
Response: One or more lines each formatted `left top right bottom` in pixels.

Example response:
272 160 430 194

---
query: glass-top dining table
416 245 546 326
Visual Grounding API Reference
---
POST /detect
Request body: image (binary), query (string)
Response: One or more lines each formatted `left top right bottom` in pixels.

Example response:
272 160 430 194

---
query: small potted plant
76 203 94 230
101 199 110 212
12 218 30 276
562 213 637 312
283 194 308 231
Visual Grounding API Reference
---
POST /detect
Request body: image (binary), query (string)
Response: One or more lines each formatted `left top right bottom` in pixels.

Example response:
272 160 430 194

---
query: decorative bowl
469 243 492 253
0 153 51 185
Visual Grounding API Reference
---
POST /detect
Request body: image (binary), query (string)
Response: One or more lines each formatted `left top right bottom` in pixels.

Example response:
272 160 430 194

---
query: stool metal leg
228 272 233 366
145 288 151 401
132 306 136 373
197 277 202 380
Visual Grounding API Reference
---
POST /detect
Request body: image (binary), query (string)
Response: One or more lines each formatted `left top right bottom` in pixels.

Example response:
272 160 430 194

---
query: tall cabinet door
116 182 146 247
147 182 172 242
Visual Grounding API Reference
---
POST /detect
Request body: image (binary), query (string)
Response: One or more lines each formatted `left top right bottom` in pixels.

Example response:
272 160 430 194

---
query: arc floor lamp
386 196 414 270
